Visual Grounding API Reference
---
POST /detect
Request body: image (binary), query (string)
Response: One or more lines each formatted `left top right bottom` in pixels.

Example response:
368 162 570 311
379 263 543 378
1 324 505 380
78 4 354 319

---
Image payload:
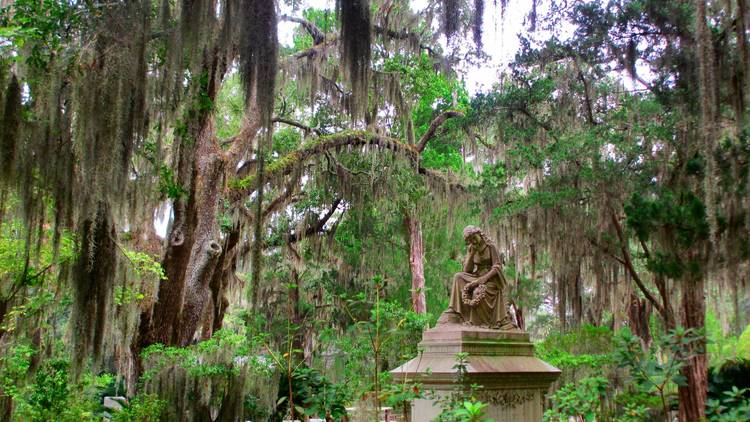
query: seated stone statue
437 225 517 330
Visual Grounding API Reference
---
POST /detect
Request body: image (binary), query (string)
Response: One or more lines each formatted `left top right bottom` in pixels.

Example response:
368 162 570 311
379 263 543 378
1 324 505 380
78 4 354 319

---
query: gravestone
391 324 560 422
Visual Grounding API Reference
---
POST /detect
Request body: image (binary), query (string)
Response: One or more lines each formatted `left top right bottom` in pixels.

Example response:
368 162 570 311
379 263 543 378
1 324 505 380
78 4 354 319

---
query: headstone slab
391 324 561 422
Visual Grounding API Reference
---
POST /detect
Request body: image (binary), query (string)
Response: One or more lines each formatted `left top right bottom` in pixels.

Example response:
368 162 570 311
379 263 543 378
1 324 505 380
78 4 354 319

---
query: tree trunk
677 272 707 422
627 294 652 350
513 303 525 331
570 263 583 327
557 272 567 331
136 55 227 358
404 212 426 314
733 274 741 335
205 224 242 338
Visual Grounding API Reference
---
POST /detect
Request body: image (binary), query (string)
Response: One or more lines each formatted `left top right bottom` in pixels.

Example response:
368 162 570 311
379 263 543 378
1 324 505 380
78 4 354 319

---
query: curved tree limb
416 110 464 152
609 208 667 319
272 116 322 136
281 15 326 44
228 131 420 202
286 198 343 244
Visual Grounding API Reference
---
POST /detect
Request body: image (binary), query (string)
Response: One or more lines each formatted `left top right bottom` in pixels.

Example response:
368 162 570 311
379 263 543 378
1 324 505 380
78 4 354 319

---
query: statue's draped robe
447 242 512 328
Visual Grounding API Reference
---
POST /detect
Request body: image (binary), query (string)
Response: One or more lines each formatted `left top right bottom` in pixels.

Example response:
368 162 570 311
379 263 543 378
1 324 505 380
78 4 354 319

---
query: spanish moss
336 0 371 119
240 0 279 127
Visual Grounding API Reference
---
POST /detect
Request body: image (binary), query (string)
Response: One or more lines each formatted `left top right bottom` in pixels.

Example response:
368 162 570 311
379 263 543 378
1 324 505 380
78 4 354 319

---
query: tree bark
404 212 426 314
136 54 228 356
627 294 652 350
677 272 707 422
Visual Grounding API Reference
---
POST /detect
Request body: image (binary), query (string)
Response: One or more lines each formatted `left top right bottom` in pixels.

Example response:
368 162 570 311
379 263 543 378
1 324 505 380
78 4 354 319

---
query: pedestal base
390 324 560 422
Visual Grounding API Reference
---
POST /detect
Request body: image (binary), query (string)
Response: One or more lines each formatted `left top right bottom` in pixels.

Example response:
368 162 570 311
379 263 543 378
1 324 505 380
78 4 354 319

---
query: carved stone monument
391 226 560 421
391 325 560 421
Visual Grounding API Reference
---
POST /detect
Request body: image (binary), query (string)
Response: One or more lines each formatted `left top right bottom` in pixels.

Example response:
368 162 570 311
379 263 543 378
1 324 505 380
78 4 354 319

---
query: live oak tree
0 0 747 421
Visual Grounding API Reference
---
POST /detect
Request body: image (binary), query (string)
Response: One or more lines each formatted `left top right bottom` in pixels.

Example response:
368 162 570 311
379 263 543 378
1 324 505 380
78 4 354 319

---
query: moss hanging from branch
473 0 484 51
180 0 213 50
695 0 719 244
71 201 117 374
336 0 371 119
442 0 460 39
240 0 278 128
0 75 20 180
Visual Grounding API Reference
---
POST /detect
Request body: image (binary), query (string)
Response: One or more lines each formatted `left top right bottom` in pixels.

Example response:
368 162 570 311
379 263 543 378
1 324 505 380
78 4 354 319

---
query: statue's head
462 225 484 247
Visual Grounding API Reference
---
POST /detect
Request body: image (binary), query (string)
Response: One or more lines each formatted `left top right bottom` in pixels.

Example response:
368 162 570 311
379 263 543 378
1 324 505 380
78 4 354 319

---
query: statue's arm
462 247 475 272
478 244 503 284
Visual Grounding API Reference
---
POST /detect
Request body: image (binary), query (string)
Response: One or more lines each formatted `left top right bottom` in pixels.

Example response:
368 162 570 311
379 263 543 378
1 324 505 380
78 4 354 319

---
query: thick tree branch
574 58 597 126
228 131 420 202
287 198 343 244
272 117 322 136
609 208 666 319
262 171 303 220
587 236 627 266
373 25 439 57
516 106 555 134
416 110 463 152
281 15 326 44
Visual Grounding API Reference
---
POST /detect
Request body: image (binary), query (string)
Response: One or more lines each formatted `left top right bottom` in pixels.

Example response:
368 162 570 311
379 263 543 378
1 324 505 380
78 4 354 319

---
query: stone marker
391 324 560 422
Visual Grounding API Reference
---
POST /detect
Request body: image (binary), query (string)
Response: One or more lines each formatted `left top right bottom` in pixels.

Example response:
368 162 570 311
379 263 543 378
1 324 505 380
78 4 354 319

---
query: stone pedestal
391 325 560 422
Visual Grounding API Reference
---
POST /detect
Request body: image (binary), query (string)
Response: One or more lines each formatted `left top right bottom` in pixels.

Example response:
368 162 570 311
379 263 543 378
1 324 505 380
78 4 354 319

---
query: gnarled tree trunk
136 55 229 357
404 212 426 314
677 272 707 422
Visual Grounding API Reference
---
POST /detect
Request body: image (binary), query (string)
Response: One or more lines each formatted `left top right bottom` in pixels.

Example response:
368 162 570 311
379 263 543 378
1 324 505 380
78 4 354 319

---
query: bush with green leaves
542 326 707 421
535 324 615 377
8 357 121 422
613 326 703 420
111 394 165 422
543 376 609 422
706 386 750 421
289 366 349 421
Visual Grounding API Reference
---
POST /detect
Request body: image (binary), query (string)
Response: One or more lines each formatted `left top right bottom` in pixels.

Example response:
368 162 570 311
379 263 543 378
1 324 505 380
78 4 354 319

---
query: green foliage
122 248 166 281
541 326 707 421
381 381 424 411
544 376 609 422
214 74 245 141
0 217 76 287
494 187 579 218
0 344 34 398
625 190 709 253
433 353 490 422
737 325 750 360
113 285 145 306
451 400 491 422
289 8 335 52
535 325 615 371
706 312 748 366
613 326 704 419
111 394 165 422
273 127 303 155
157 166 187 200
707 387 750 422
11 358 115 421
26 359 73 420
292 367 348 420
0 0 83 69
615 327 685 385
141 328 255 381
382 53 468 171
244 393 270 421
